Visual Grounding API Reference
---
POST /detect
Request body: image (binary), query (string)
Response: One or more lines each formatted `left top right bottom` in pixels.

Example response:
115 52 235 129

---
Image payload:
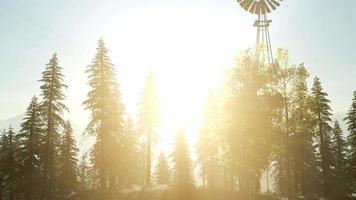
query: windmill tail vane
237 0 283 65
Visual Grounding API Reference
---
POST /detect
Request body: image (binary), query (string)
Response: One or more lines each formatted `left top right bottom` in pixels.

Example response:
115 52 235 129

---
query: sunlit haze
1 1 356 199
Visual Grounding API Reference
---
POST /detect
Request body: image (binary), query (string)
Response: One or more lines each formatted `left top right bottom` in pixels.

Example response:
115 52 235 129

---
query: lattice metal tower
237 0 283 65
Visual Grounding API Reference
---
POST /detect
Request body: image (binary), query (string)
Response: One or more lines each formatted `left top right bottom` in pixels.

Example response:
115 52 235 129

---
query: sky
0 0 355 154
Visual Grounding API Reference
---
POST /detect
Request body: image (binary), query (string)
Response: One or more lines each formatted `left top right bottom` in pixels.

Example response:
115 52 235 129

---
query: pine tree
311 77 334 198
196 89 217 189
222 53 274 196
0 132 7 196
138 71 159 185
79 151 89 191
0 127 19 200
288 65 319 197
331 120 347 198
58 120 78 197
39 52 68 198
17 96 44 199
121 116 143 185
345 91 356 190
172 127 194 199
83 39 125 189
155 151 170 185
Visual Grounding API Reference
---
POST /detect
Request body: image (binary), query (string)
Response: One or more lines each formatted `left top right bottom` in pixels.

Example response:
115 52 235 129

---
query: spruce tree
0 132 6 196
331 120 347 198
138 71 159 185
83 39 124 189
289 66 318 197
311 77 334 198
121 116 143 185
222 53 274 196
172 127 194 199
18 96 44 199
345 91 356 190
79 151 89 191
196 89 217 189
39 52 68 198
155 151 170 185
0 127 19 200
58 120 78 197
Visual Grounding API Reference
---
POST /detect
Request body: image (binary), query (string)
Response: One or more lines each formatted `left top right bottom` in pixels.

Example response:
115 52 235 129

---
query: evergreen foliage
17 96 44 199
345 92 356 190
311 77 335 198
83 39 125 190
58 120 79 197
172 127 194 199
0 127 19 200
138 71 159 185
1 41 355 200
39 52 68 199
155 151 171 185
331 120 347 198
196 89 218 189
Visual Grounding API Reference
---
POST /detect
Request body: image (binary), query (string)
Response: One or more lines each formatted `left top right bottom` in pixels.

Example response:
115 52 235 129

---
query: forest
0 39 355 200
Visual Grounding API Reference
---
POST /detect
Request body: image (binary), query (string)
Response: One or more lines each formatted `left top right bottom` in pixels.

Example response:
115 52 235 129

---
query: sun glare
101 5 251 154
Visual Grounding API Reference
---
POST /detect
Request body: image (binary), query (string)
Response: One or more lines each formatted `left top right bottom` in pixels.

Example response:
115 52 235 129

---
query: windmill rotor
236 0 283 65
237 0 283 15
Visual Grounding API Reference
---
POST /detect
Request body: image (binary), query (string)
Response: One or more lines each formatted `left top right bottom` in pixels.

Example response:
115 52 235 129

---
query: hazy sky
0 0 355 138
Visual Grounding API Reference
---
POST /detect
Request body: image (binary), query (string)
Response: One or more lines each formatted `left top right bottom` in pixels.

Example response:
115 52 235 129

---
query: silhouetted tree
58 120 78 197
288 65 319 197
272 49 297 198
172 127 194 199
79 151 89 191
155 151 171 185
39 52 68 199
17 96 44 199
222 52 275 197
0 127 19 200
196 89 218 189
345 91 356 191
122 116 144 185
331 120 347 198
0 132 7 196
311 77 334 198
138 71 159 185
83 39 125 190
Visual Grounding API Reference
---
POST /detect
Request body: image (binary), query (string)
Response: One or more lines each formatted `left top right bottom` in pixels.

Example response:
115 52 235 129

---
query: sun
154 62 222 154
103 3 253 155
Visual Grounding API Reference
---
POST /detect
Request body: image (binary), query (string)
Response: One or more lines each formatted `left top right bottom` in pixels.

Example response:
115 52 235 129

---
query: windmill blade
251 1 258 14
254 3 261 15
269 0 281 7
237 0 282 15
241 0 254 12
237 0 252 12
260 0 270 14
267 0 281 11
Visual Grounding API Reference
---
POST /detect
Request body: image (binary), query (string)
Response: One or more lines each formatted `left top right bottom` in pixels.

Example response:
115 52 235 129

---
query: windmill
237 0 283 65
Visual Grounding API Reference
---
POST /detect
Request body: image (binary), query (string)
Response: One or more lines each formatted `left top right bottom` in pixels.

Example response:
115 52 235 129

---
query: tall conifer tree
0 127 19 200
345 91 356 190
18 96 43 199
196 89 217 189
331 120 347 198
0 132 7 196
138 71 159 185
83 39 124 189
172 127 194 199
311 77 334 198
155 151 171 185
58 120 78 197
289 65 319 197
39 53 67 198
